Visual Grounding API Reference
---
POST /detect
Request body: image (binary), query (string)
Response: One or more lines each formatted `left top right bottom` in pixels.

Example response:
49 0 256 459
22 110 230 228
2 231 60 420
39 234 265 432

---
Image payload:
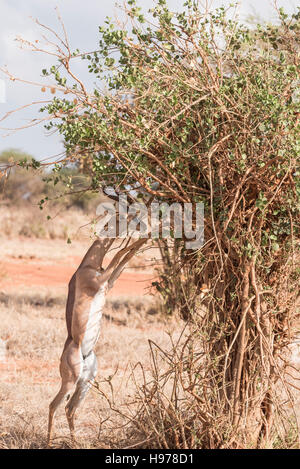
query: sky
0 0 298 161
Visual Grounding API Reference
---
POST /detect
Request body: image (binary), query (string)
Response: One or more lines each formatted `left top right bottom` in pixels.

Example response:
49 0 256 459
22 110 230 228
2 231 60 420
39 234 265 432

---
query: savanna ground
0 191 299 449
0 202 186 449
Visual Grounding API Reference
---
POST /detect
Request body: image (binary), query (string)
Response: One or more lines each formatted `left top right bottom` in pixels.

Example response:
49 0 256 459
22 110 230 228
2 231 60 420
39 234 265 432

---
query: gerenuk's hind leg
65 351 98 443
47 341 82 446
48 382 74 445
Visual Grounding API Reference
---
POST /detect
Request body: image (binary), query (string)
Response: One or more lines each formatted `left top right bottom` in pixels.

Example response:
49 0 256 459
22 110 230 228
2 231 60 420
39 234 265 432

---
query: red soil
0 258 156 296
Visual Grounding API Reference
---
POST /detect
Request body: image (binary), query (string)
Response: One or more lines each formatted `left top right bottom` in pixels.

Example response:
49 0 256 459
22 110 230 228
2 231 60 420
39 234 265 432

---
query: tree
1 0 299 448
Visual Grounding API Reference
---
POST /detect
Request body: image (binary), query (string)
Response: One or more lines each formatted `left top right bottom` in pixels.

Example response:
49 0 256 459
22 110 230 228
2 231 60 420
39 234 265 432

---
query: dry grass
0 286 299 449
0 206 95 241
1 288 297 450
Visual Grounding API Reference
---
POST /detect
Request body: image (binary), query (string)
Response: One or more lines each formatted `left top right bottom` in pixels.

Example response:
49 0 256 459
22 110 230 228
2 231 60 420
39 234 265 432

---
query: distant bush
0 148 99 211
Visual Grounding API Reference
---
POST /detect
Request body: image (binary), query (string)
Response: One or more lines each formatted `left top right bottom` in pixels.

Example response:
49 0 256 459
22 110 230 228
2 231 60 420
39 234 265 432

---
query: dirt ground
0 237 158 296
0 236 180 449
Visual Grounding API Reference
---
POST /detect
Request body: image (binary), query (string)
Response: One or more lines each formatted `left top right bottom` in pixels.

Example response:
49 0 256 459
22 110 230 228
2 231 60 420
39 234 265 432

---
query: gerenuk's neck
78 240 104 270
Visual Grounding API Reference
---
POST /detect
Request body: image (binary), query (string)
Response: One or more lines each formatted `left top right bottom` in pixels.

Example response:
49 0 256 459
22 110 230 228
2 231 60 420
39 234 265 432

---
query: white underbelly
81 283 107 357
